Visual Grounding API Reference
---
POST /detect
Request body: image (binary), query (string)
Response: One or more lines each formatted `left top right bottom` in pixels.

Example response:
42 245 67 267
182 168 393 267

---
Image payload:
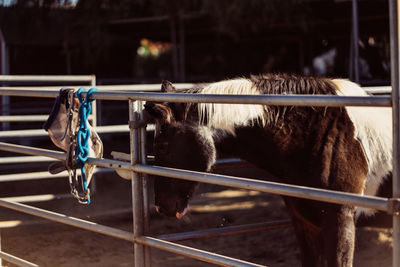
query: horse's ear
144 102 175 124
161 80 176 93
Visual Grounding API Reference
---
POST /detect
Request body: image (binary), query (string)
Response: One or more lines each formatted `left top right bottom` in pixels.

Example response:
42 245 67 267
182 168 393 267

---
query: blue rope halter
76 87 98 204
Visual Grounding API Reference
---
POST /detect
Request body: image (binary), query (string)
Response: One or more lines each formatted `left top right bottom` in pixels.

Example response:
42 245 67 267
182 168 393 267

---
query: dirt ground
0 168 394 267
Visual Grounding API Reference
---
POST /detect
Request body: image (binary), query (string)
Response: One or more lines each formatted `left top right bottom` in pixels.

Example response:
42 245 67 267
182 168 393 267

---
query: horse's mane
183 74 341 133
250 73 338 95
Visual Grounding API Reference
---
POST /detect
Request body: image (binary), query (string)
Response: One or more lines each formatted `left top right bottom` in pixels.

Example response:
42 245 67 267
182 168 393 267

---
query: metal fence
0 2 400 267
0 75 97 202
0 80 398 267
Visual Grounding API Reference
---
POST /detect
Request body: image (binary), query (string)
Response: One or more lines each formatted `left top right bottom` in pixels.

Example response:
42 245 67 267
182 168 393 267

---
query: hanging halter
44 88 102 204
69 87 98 204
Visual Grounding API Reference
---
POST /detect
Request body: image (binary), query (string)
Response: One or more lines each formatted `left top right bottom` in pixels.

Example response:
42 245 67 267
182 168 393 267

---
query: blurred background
0 0 391 85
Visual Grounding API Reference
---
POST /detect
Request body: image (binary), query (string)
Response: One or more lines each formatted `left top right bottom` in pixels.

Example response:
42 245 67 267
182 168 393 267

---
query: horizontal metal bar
157 220 292 242
0 251 39 267
0 90 59 98
0 168 113 182
0 84 388 94
0 115 48 122
0 156 56 164
0 114 93 122
364 86 392 94
0 86 87 90
0 129 47 138
0 142 390 212
0 83 193 92
0 75 94 82
136 236 265 267
68 91 394 107
111 153 239 166
0 142 66 161
133 165 390 212
93 83 194 91
0 124 125 138
90 157 391 212
0 170 69 182
0 90 392 107
95 124 130 134
0 199 133 242
0 207 132 229
0 194 71 203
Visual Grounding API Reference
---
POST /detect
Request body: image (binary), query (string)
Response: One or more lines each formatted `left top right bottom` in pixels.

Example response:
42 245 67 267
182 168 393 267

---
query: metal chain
73 87 98 204
64 89 92 204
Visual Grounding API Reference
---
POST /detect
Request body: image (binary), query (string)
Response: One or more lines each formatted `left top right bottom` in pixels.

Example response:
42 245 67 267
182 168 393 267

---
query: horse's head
144 81 216 219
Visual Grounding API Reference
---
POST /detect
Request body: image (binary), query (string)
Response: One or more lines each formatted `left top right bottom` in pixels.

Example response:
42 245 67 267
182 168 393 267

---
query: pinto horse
144 73 392 267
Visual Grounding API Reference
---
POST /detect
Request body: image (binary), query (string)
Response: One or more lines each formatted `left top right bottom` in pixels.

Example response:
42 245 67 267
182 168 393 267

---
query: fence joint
387 198 400 215
129 119 148 130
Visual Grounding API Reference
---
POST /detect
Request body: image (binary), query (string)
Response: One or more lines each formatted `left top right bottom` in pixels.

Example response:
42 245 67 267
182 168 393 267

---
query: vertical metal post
179 12 186 82
0 229 2 267
138 100 151 267
90 75 98 194
130 100 145 267
90 75 98 127
352 0 360 83
1 28 9 131
389 1 400 267
349 29 354 81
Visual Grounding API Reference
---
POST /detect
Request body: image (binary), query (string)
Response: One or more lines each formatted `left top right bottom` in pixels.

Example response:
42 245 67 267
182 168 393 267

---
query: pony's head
144 81 216 218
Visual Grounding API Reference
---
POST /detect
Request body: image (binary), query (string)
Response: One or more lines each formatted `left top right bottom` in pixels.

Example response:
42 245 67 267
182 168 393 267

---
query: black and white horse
144 73 392 267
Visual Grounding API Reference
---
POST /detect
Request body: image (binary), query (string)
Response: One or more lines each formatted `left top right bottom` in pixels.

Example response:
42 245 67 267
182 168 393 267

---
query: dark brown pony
144 73 392 267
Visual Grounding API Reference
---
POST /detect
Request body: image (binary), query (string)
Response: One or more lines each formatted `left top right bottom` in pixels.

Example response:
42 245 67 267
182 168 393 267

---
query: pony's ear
161 80 176 93
144 102 175 124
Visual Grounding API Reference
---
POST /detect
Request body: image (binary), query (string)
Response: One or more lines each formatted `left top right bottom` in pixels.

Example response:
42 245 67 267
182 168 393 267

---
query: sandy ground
0 168 394 267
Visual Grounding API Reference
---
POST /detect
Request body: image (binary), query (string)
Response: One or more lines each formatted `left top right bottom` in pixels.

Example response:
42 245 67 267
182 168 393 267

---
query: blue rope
76 87 98 204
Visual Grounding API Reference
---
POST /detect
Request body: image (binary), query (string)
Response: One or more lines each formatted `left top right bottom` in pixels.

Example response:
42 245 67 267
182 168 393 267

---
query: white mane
197 78 266 134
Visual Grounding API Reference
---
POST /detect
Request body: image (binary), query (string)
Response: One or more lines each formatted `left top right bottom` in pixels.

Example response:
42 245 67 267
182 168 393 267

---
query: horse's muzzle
155 205 188 219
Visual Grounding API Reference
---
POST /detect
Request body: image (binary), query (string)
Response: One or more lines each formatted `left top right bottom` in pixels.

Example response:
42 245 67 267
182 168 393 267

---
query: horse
143 73 392 267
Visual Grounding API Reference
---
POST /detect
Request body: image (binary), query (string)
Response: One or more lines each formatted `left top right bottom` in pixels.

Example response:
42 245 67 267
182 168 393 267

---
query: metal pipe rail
0 194 71 203
0 199 133 242
0 83 194 91
0 115 49 122
0 251 39 267
136 236 265 267
0 124 130 138
157 220 292 242
0 84 393 93
0 196 266 267
133 165 393 212
0 142 393 213
0 75 98 267
0 89 392 107
389 1 400 266
0 156 56 164
0 75 94 82
0 114 93 122
0 169 114 183
364 86 392 94
0 83 399 266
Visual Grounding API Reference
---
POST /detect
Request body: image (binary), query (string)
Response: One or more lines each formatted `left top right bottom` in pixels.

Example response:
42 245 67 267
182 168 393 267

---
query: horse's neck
213 124 293 179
